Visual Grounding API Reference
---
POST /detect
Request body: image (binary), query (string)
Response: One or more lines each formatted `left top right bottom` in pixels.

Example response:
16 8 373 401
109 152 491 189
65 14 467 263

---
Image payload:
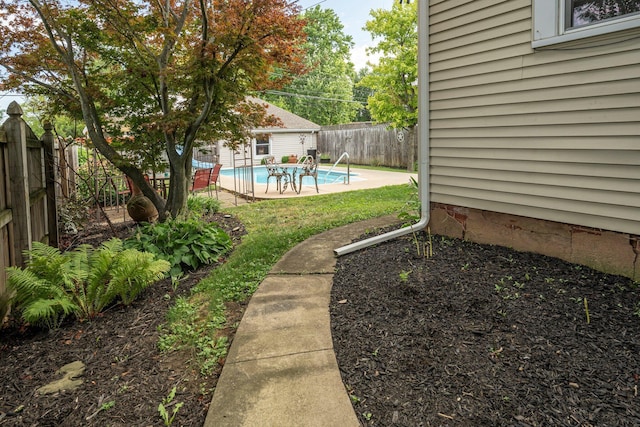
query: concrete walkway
204 215 402 427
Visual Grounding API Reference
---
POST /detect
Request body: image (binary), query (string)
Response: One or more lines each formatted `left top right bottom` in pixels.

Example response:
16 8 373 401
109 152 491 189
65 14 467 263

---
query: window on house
255 134 271 156
568 1 640 27
533 0 640 47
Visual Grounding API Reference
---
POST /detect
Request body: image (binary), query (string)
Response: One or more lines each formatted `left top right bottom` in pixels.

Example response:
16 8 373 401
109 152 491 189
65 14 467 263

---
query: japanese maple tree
0 0 307 218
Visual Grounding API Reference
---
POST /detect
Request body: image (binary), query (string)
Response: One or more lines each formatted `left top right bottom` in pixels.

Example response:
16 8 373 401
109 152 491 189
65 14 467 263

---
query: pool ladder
322 152 350 184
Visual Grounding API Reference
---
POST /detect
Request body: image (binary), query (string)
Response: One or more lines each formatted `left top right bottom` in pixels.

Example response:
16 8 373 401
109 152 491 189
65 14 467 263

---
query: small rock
36 361 85 395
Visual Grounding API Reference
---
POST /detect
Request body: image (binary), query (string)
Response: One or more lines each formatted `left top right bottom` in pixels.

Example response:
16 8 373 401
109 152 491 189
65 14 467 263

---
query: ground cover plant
331 227 640 426
0 185 413 425
124 218 232 279
7 240 170 328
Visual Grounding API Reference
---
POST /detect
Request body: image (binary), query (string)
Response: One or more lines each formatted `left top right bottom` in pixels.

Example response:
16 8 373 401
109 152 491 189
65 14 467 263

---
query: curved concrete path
204 215 401 427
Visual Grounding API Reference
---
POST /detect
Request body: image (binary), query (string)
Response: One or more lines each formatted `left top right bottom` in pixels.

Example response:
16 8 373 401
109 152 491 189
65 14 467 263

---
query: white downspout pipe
335 0 430 257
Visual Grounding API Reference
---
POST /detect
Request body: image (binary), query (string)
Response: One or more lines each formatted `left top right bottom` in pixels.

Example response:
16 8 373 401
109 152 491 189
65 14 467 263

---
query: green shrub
281 155 289 163
370 157 383 167
124 218 232 278
6 240 170 328
58 195 91 235
187 195 221 217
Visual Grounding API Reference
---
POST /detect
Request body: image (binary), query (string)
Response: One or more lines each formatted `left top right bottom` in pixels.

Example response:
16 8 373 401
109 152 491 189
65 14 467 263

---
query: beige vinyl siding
268 132 316 161
429 0 640 235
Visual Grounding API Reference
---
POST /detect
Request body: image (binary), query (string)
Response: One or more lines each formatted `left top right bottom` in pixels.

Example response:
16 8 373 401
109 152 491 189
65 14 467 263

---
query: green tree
353 68 374 122
0 0 307 219
265 6 359 125
21 96 82 139
360 1 418 171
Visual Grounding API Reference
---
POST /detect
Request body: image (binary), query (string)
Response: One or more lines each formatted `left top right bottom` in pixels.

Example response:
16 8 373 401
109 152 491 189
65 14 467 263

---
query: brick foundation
428 203 639 281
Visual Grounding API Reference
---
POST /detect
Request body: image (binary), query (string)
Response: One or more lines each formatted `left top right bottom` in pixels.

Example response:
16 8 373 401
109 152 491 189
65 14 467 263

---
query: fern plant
108 248 172 305
7 239 170 328
7 243 82 327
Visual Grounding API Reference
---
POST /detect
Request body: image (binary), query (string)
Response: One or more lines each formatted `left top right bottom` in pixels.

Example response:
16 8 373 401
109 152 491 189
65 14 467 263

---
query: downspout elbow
333 217 428 257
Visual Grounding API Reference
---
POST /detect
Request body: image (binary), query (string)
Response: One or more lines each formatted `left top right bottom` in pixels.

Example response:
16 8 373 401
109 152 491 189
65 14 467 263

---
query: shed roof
248 97 321 132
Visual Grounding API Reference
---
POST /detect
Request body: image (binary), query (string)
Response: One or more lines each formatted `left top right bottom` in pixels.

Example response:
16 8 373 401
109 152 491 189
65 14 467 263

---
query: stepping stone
36 361 85 394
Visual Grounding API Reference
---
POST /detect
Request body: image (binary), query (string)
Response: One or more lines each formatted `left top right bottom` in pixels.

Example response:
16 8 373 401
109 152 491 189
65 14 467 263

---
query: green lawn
159 184 414 374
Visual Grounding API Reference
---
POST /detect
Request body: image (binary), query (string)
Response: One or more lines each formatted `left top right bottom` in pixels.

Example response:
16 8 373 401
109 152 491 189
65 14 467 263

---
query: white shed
217 98 321 167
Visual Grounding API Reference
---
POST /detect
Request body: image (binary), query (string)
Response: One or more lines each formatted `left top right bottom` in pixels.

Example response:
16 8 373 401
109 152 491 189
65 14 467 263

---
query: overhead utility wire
261 90 365 104
297 0 327 11
263 86 368 103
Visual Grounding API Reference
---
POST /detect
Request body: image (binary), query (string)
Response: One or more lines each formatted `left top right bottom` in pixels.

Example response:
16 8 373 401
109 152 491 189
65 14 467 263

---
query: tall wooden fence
0 102 58 297
317 122 410 168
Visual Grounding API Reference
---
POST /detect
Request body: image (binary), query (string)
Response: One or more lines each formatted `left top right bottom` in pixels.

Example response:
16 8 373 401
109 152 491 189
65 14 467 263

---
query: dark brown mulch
0 212 247 427
331 228 640 427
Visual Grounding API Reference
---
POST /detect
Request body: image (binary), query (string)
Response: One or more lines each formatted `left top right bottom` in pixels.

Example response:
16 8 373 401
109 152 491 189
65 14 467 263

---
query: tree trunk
164 156 191 219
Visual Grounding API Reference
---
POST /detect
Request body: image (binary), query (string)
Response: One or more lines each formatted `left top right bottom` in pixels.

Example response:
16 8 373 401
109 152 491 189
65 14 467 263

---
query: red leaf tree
0 0 307 218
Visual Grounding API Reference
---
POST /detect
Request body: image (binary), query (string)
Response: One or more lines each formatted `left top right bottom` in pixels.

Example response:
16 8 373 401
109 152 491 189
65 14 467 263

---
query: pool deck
218 166 417 201
100 167 416 221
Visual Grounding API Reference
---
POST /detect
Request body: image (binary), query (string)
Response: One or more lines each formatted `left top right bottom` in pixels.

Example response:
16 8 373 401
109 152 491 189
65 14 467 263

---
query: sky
0 0 395 118
297 0 394 70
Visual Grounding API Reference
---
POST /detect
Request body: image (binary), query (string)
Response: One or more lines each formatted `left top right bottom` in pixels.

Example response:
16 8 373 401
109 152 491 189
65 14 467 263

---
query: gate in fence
0 102 58 297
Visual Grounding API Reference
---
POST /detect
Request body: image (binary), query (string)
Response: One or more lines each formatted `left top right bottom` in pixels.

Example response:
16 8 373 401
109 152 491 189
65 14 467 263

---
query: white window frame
254 133 271 157
533 0 640 48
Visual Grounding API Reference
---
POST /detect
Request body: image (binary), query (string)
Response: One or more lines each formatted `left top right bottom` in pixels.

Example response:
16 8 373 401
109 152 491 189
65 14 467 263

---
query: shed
217 98 321 166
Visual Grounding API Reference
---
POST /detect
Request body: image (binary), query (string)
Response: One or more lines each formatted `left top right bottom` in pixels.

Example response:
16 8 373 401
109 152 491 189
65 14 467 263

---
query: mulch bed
331 228 640 426
3 215 639 426
0 213 247 427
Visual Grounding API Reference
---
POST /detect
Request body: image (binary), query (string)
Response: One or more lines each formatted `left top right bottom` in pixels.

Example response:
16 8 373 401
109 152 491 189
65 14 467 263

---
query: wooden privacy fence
317 122 410 168
0 102 58 297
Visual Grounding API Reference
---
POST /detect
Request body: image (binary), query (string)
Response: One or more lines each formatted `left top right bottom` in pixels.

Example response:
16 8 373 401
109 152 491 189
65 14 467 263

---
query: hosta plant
124 218 232 278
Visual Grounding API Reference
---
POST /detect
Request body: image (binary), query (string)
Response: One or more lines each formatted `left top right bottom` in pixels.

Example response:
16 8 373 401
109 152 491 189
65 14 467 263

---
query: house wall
217 131 318 168
429 203 640 281
428 0 640 240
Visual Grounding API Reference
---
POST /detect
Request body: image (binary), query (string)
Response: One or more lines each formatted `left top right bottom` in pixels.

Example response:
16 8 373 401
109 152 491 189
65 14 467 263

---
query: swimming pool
220 165 362 186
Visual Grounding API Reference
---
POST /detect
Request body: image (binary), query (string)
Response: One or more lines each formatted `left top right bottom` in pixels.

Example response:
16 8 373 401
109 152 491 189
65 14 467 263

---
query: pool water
220 165 361 186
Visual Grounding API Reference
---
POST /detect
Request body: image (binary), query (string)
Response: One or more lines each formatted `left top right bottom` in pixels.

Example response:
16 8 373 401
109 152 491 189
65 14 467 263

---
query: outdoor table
281 165 299 193
266 162 298 194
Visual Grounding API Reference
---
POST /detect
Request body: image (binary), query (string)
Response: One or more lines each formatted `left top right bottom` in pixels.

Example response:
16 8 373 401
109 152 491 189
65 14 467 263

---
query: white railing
322 152 350 184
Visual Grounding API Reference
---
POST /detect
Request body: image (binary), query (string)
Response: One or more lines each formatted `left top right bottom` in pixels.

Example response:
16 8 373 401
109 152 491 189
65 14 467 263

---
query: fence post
42 122 59 247
4 102 31 267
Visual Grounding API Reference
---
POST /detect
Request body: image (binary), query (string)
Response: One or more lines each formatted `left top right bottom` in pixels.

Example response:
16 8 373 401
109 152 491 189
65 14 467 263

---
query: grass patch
159 184 413 373
328 163 409 173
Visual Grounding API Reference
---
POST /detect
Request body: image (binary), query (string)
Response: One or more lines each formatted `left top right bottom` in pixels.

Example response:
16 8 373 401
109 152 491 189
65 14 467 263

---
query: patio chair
191 164 222 198
209 163 222 199
296 155 319 194
109 175 134 220
110 175 133 201
192 168 211 195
